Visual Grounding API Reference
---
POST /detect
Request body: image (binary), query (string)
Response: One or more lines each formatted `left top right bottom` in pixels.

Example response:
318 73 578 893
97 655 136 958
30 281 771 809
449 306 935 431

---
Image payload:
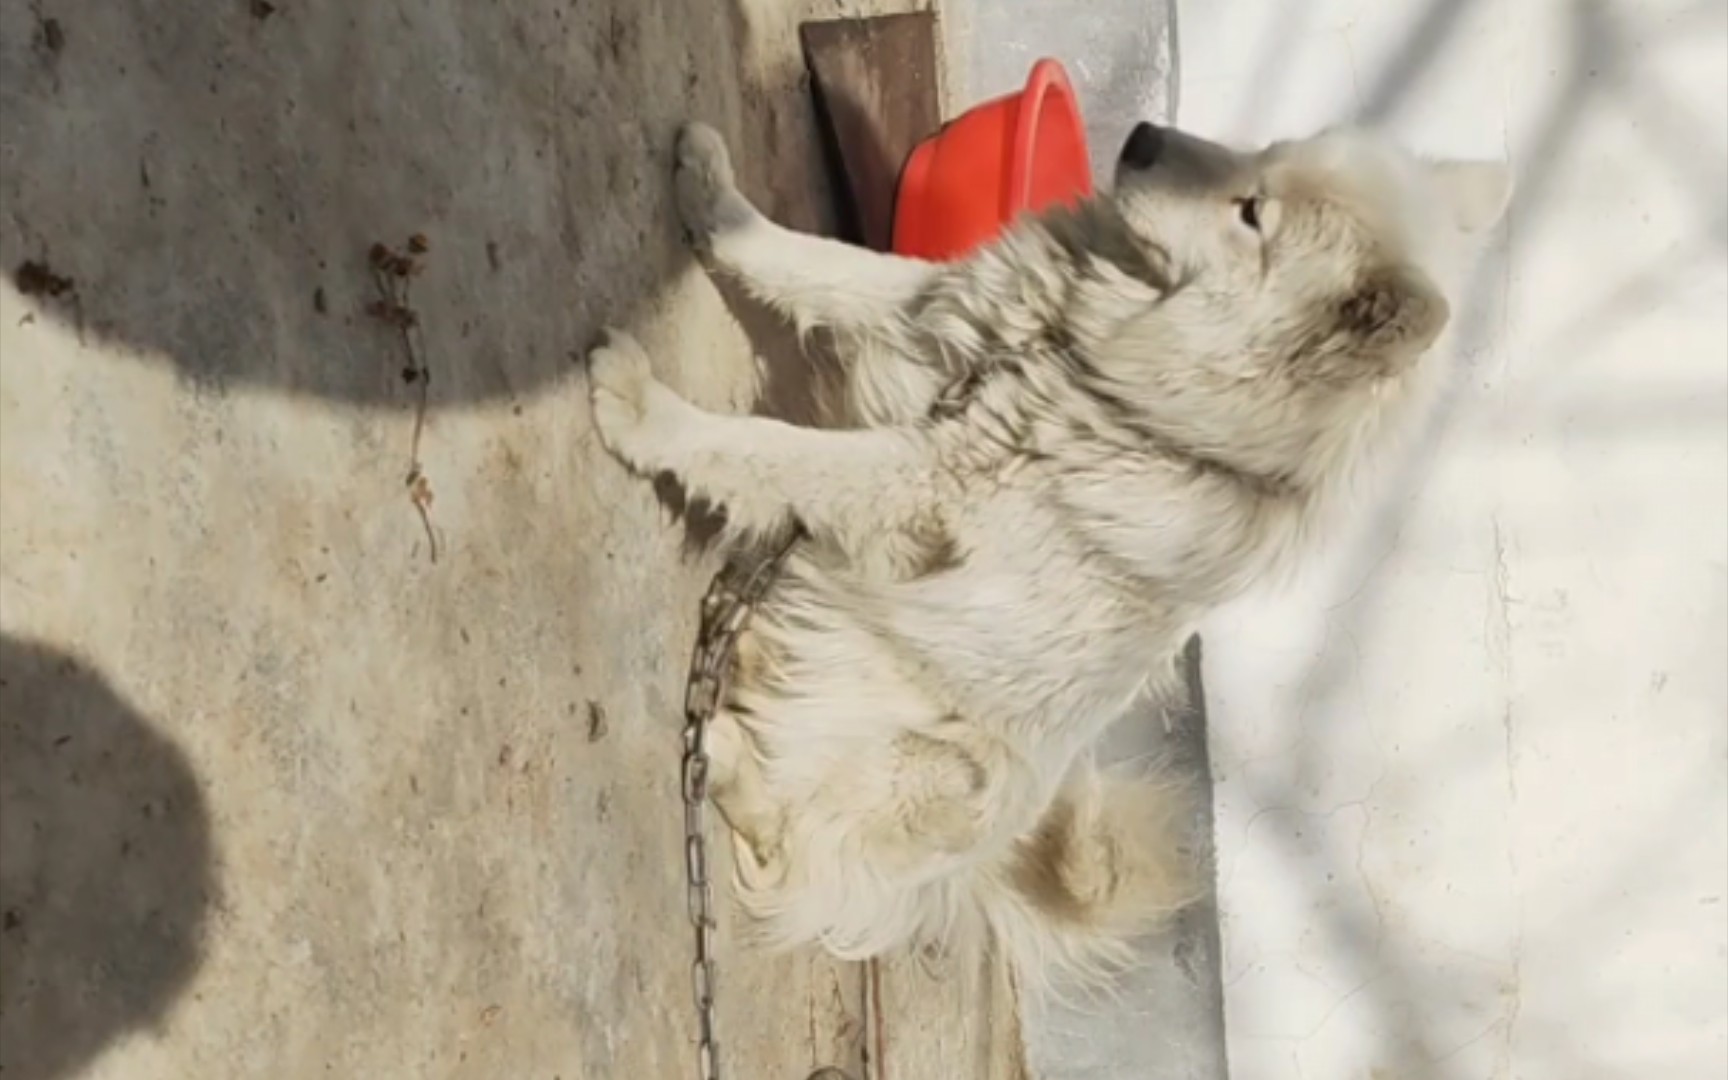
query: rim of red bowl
1005 58 1087 217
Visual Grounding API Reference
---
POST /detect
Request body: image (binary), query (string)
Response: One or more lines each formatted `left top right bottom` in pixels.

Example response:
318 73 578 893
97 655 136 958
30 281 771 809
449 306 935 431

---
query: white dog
588 119 1510 987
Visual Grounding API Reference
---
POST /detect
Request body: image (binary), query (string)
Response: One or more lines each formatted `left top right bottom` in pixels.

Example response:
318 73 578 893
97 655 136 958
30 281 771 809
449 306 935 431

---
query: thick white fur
588 120 1511 988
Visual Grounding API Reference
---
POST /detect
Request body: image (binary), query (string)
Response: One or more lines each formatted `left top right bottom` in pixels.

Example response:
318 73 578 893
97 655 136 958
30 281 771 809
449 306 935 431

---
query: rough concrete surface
0 1 1027 1078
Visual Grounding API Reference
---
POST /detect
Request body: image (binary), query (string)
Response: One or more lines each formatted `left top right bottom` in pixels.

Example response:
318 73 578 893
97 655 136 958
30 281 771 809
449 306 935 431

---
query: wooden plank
799 14 941 251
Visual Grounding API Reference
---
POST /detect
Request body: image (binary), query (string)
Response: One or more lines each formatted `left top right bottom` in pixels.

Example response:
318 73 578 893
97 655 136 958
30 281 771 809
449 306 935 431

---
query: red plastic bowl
892 59 1093 261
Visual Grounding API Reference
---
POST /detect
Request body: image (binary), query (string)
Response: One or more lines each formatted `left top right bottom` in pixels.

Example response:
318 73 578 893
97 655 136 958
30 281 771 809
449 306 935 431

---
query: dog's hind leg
676 123 934 339
588 330 931 543
851 721 1040 882
705 708 785 872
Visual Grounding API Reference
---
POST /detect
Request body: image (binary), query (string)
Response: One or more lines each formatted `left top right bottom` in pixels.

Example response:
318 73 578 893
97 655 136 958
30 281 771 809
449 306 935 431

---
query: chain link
682 535 839 1080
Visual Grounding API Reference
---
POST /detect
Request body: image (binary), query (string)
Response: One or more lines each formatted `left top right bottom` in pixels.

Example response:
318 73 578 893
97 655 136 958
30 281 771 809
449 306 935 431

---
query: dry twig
366 236 439 563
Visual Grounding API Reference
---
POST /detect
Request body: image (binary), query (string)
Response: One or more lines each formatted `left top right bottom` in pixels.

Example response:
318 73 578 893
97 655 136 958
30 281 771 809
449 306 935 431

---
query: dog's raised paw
675 122 753 245
587 330 659 464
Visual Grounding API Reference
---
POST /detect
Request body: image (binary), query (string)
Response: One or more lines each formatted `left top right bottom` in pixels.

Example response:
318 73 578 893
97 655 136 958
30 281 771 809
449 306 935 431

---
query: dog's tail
965 764 1203 991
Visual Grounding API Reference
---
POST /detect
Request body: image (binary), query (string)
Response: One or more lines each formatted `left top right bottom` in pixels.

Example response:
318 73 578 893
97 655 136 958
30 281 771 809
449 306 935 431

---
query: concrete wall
0 2 1022 1078
1175 1 1728 1078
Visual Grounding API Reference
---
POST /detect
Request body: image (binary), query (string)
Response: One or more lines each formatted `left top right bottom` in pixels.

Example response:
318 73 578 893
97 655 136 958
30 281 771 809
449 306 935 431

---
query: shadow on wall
0 0 834 409
0 635 216 1080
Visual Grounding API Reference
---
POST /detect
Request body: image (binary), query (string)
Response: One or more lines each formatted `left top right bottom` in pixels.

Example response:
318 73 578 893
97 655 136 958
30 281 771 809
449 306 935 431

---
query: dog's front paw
675 122 754 247
588 329 671 470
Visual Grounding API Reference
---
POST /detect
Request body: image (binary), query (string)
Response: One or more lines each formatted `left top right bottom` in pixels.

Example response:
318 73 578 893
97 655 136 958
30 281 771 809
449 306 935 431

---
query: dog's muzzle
1120 122 1167 170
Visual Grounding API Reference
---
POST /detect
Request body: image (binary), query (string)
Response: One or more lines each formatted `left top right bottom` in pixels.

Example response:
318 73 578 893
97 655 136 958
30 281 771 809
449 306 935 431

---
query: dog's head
1094 122 1511 483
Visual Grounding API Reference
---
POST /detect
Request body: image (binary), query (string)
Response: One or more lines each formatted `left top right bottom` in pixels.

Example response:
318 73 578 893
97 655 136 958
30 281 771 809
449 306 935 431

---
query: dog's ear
1427 160 1513 236
1338 264 1450 357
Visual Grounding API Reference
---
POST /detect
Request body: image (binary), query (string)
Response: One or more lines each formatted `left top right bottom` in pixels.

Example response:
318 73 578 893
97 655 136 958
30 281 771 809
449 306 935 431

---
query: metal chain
684 534 861 1080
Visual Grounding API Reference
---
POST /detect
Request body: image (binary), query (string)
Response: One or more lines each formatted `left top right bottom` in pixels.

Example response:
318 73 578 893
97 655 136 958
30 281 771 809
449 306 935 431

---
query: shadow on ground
0 634 216 1080
0 0 833 411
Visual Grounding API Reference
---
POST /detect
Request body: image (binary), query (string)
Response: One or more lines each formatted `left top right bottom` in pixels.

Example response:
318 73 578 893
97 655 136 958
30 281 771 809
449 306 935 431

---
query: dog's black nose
1120 122 1166 170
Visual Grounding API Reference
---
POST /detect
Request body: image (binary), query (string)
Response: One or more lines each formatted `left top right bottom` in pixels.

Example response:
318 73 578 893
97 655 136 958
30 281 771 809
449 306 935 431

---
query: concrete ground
0 1 1029 1077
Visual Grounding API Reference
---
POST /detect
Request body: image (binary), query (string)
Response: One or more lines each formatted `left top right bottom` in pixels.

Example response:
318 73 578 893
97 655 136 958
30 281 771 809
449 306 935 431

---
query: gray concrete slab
935 5 1231 1077
1022 642 1230 1080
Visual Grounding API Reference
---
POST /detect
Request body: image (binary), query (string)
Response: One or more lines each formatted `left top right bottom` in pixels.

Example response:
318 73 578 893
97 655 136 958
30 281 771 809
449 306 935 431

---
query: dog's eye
1235 197 1263 231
